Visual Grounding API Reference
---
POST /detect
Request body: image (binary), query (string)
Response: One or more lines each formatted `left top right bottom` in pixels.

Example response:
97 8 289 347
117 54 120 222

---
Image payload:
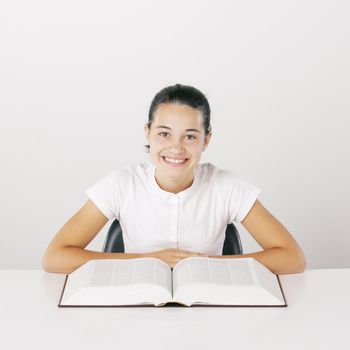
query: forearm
210 247 306 275
42 246 144 274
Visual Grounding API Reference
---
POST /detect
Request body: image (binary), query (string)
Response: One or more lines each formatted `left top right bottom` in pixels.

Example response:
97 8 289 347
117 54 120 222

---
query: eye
185 135 196 140
159 132 169 137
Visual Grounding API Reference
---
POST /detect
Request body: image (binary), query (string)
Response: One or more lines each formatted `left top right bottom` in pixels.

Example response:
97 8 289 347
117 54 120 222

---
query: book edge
58 274 69 307
58 260 288 308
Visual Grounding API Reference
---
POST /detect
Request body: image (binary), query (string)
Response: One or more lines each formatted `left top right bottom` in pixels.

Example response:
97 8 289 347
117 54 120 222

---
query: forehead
153 103 203 128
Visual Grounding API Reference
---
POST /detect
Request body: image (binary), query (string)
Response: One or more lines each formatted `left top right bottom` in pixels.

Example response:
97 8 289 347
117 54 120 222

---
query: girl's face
145 103 211 184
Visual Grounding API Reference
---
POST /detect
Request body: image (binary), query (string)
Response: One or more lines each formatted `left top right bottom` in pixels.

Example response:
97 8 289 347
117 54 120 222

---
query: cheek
150 139 166 151
184 144 204 158
148 139 165 157
189 139 205 150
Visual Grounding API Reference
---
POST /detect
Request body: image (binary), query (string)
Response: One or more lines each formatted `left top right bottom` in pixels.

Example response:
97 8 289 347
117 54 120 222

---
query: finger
174 251 193 258
174 249 198 256
175 251 205 259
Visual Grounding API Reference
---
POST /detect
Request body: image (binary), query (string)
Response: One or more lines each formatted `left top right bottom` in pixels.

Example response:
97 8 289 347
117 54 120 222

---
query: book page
172 257 256 294
60 258 172 306
89 258 171 292
172 257 285 306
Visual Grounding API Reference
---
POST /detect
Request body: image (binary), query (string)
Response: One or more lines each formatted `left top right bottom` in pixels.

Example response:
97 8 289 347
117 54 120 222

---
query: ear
144 123 150 140
202 132 212 151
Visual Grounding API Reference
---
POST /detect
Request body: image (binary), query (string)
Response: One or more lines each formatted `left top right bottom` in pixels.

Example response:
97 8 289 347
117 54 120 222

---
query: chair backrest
103 219 243 255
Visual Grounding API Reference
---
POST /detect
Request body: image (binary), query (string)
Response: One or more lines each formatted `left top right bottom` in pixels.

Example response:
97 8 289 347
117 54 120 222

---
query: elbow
290 260 306 274
293 244 307 273
41 248 57 273
286 248 307 274
294 254 307 273
270 246 307 275
42 259 52 274
42 246 69 274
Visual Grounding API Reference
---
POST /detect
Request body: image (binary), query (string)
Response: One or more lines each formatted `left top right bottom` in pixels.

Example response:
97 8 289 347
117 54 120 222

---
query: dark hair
145 84 211 151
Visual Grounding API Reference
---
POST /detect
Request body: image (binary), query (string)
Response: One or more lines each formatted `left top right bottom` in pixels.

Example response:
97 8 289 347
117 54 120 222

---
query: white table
0 269 349 349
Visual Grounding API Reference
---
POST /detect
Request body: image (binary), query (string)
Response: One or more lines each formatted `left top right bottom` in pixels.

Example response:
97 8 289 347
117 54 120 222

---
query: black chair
103 219 243 255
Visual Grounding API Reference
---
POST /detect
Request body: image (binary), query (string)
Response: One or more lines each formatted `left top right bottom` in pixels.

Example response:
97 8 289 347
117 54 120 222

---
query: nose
169 137 185 153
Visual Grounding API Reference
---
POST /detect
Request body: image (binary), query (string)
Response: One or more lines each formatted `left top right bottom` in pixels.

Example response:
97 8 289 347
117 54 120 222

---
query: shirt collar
148 162 201 200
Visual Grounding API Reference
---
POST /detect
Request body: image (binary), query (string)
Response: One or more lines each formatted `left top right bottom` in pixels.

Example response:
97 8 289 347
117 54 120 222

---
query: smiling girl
42 84 306 275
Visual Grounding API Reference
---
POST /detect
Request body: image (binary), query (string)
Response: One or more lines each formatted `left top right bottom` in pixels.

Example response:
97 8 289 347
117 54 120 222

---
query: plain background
0 0 349 270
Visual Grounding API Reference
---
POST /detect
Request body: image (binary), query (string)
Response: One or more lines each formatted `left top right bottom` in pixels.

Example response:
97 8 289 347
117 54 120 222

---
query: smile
162 156 188 165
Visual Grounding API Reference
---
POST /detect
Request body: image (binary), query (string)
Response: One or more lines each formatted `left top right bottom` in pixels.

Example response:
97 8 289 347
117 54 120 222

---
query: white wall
1 0 349 269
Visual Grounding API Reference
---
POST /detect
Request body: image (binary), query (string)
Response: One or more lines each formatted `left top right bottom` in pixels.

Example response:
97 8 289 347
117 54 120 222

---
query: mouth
162 156 189 166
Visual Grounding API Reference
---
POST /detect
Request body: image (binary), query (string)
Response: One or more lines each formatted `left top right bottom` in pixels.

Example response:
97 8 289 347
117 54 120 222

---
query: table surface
0 268 349 349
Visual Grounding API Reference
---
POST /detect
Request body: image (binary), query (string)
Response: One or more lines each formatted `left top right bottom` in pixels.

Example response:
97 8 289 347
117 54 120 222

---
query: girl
42 84 306 275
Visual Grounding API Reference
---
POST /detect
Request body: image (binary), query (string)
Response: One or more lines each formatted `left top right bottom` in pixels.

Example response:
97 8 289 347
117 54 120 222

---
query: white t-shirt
86 162 260 256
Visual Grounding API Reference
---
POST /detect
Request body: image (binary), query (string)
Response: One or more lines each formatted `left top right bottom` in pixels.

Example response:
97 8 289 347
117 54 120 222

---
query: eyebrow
155 125 201 133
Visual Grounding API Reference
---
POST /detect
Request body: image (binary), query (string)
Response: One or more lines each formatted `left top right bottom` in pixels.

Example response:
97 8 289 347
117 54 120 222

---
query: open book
58 257 287 307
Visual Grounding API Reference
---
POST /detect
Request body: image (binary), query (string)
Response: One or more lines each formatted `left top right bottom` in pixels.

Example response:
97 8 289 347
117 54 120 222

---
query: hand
143 248 208 268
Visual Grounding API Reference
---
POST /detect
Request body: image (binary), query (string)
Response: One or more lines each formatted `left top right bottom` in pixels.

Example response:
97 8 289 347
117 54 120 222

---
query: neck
155 169 194 194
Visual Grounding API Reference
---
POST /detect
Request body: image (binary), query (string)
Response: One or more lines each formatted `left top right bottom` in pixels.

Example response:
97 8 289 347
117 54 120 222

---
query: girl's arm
42 200 205 274
42 200 143 274
210 199 306 274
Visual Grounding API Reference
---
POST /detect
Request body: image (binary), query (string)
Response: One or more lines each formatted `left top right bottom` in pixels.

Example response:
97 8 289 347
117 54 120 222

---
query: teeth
164 157 186 164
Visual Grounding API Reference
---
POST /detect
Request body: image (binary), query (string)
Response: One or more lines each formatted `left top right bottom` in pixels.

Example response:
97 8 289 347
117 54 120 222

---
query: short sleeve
220 172 261 223
85 171 120 220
